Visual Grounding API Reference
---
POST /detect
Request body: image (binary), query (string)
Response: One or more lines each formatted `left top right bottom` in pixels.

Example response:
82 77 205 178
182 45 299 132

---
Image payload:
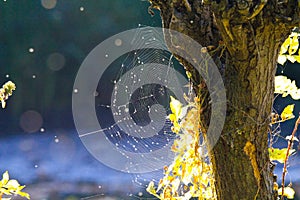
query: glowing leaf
171 178 180 194
294 55 300 63
281 104 295 121
289 35 299 55
290 89 300 100
275 76 291 94
280 36 290 54
170 96 182 118
168 114 176 122
287 55 296 63
15 189 30 199
0 171 30 199
146 181 155 194
1 171 9 185
275 76 300 100
269 148 296 163
3 81 16 96
147 96 216 199
6 179 20 189
278 32 300 65
278 186 295 199
0 81 16 109
274 182 279 191
186 71 192 79
146 181 160 199
278 55 287 65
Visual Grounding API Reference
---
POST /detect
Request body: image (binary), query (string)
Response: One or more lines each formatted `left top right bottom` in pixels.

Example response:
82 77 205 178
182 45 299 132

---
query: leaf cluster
278 31 300 65
0 81 16 108
147 96 216 199
0 171 30 200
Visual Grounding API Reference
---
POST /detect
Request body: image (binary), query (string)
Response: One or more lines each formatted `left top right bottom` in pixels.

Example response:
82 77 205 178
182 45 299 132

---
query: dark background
0 0 161 134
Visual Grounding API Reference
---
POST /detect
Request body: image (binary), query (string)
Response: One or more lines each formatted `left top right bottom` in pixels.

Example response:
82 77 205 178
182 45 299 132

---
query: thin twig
281 115 300 200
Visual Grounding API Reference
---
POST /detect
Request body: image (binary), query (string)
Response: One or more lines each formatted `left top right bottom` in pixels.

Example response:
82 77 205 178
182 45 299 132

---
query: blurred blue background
0 0 299 199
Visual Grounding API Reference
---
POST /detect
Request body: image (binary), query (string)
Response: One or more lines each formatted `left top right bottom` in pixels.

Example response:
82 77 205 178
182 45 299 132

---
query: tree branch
280 115 300 200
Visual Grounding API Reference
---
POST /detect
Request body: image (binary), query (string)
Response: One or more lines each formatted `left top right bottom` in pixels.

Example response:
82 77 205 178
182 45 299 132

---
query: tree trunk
148 0 300 199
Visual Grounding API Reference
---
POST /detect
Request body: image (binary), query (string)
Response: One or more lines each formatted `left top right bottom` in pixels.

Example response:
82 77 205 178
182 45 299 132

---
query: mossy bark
148 0 300 199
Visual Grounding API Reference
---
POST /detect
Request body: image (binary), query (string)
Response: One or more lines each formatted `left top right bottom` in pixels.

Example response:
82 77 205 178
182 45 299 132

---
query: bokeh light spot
28 48 34 53
41 0 57 9
46 52 65 71
20 110 43 133
114 39 122 46
19 139 35 152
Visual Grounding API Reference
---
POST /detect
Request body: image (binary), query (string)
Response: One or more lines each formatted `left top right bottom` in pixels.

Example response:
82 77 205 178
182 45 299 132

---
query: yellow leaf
171 123 180 134
278 55 287 65
168 114 176 122
1 171 9 185
275 76 300 100
17 191 30 199
281 104 295 121
170 96 182 118
287 55 296 63
3 81 16 92
280 37 290 54
290 88 300 100
289 35 299 55
269 148 296 163
278 186 295 199
171 178 180 194
294 55 300 63
186 71 192 79
146 181 160 199
6 179 20 189
203 186 214 199
274 182 279 191
275 76 291 94
1 100 6 108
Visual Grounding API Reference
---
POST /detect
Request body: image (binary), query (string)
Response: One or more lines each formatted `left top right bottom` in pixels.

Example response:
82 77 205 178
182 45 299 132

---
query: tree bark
148 0 300 199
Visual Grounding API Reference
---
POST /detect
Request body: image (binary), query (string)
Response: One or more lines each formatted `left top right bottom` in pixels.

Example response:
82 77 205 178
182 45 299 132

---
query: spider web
92 25 191 195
